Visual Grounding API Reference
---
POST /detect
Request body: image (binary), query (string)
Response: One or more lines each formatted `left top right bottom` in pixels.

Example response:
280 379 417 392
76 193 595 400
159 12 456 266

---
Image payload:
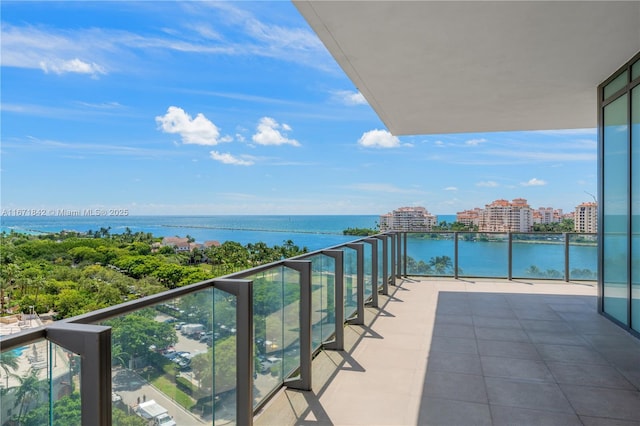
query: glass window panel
512 233 565 279
406 232 455 276
604 70 628 100
603 94 629 324
632 59 640 81
632 86 640 332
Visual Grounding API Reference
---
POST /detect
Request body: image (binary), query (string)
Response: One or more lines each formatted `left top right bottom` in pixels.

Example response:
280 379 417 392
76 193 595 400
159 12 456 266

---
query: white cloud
39 58 106 77
521 178 547 186
156 106 224 146
476 181 499 187
252 117 300 146
444 187 458 191
332 90 367 106
358 129 401 148
210 151 254 166
465 138 487 146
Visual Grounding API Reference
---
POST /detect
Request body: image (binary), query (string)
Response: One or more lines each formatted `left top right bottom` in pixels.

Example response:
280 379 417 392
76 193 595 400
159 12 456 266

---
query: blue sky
0 1 597 216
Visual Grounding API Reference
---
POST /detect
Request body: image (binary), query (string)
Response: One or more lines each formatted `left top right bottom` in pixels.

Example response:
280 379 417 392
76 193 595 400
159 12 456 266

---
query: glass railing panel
512 233 565 279
309 254 336 350
568 233 598 281
211 287 236 425
343 247 358 320
377 238 384 291
406 232 455 276
250 265 302 409
104 289 216 426
458 233 508 278
1 340 52 425
363 242 373 301
51 344 81 426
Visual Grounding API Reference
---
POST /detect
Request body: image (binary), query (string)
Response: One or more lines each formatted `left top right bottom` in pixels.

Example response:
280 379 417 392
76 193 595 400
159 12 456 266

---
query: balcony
1 232 639 426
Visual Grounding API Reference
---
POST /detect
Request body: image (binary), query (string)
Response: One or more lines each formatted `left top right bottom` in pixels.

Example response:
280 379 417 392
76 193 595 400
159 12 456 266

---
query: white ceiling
294 1 640 135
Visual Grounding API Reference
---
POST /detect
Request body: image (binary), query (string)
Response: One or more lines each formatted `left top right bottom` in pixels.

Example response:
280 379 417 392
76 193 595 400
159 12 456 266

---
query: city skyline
1 2 597 216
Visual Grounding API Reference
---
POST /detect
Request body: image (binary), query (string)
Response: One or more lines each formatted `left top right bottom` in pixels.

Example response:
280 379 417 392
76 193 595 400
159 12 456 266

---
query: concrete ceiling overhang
294 1 640 135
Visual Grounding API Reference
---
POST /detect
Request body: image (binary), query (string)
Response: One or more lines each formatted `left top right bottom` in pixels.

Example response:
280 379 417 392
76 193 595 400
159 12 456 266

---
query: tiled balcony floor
255 278 640 426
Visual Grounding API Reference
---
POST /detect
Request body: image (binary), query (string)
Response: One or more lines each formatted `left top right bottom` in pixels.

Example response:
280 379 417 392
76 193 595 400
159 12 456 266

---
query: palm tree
429 256 453 275
0 350 19 388
14 370 46 424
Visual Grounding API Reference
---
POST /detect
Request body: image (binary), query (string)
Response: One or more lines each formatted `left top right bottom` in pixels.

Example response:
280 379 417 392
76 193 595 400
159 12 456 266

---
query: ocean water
0 214 594 276
0 215 395 251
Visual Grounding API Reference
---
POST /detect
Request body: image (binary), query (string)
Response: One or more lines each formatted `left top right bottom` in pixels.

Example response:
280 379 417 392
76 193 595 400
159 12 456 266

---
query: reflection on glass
632 86 640 332
603 94 629 324
604 70 628 100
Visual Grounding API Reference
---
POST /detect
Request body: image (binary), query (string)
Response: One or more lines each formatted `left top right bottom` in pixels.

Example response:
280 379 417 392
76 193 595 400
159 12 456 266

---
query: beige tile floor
255 278 640 426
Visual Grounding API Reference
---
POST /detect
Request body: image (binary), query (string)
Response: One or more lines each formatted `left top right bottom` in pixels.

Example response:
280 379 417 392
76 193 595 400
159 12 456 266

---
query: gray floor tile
418 397 492 426
485 377 574 413
536 343 608 364
433 323 476 339
475 326 530 342
580 416 640 426
423 370 488 404
472 316 522 329
526 330 588 346
477 339 542 360
491 405 583 426
481 356 555 382
547 361 636 389
430 336 478 354
560 384 640 421
428 350 483 375
435 313 474 326
519 319 572 332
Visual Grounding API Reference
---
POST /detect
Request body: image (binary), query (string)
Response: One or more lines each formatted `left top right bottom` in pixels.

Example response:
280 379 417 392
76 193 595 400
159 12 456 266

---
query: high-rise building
575 202 598 232
379 206 437 232
479 198 533 232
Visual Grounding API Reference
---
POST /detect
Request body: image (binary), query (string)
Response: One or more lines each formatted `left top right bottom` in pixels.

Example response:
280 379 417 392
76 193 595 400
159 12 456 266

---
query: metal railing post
346 243 365 325
283 260 312 391
214 279 254 426
46 323 112 426
322 250 344 351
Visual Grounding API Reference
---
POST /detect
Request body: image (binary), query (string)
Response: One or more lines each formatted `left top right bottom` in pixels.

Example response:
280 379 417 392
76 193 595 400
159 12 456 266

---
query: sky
0 1 597 216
